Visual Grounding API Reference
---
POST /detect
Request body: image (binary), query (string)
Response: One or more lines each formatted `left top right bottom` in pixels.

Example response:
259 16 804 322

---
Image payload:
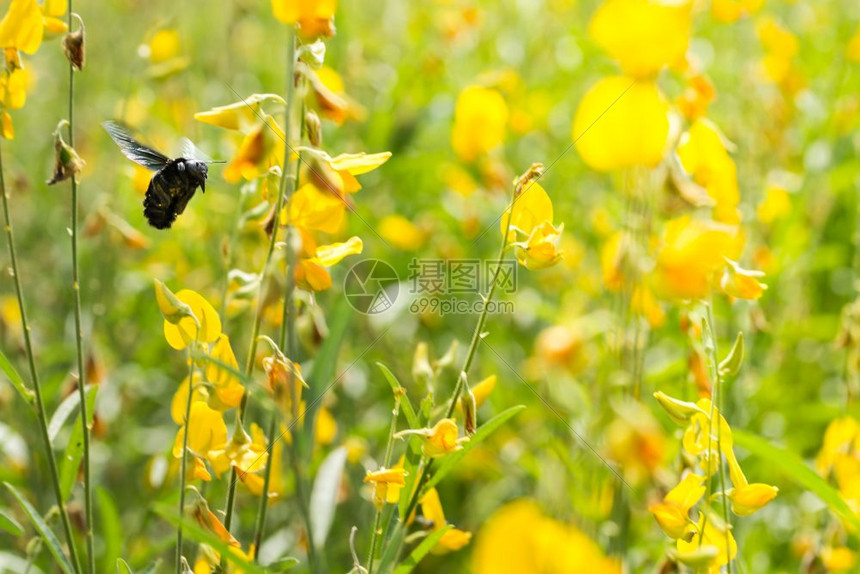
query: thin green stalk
400 179 518 539
67 4 94 571
367 395 401 573
251 412 278 558
0 141 83 574
176 353 195 574
222 26 300 535
703 301 732 573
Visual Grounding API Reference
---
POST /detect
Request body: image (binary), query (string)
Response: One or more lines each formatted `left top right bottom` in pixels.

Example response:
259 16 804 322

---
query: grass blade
392 525 452 574
3 482 74 574
0 347 34 406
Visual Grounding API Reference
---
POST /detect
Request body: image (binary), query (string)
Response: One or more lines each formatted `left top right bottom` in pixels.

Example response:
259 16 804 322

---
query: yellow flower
822 547 858 572
1 110 12 139
511 221 565 270
147 29 180 64
728 482 778 516
194 94 286 132
676 513 737 571
816 416 860 475
451 85 508 162
297 235 364 292
650 216 742 301
648 473 706 539
849 25 860 63
156 286 222 351
472 500 620 573
379 215 426 251
0 67 29 110
272 0 337 39
364 466 407 508
398 418 469 458
720 258 767 300
676 73 716 121
471 375 496 409
301 149 392 197
500 182 553 240
756 184 791 225
711 0 763 23
205 335 245 410
223 118 285 183
286 182 345 234
420 488 472 554
208 423 268 484
173 401 228 460
574 77 669 172
0 0 67 55
305 66 365 124
676 118 741 224
262 352 308 418
589 0 692 78
170 373 209 425
188 491 241 548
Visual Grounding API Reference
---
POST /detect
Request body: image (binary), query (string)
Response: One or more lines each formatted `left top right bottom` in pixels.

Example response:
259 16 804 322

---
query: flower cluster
651 392 778 571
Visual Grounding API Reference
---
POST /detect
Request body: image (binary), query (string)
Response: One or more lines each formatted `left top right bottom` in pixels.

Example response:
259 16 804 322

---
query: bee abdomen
143 175 179 229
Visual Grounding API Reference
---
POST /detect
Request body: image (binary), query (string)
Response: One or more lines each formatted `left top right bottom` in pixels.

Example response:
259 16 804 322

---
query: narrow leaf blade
0 348 34 406
392 526 452 574
3 482 74 574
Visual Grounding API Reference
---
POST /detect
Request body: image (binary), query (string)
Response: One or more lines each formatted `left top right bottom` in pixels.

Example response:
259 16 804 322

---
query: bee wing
102 121 171 171
179 137 211 162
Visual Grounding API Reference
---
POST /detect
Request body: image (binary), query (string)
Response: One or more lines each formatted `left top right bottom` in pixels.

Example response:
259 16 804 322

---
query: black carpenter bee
102 121 222 229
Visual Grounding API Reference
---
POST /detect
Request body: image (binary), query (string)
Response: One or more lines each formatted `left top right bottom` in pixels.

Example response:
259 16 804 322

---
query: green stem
251 412 278 559
0 141 82 573
367 396 401 573
400 179 518 542
222 26 300 537
703 301 732 573
176 353 195 574
67 5 94 572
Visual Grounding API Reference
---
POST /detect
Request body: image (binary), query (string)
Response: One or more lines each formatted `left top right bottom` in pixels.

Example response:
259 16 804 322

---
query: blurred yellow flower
648 473 705 539
676 118 740 224
589 0 692 78
711 0 763 23
849 25 860 62
420 488 472 554
189 493 241 548
306 66 365 124
816 416 860 476
676 73 716 121
471 374 496 409
379 215 426 251
574 77 669 172
171 373 208 425
194 94 285 132
720 258 767 300
315 406 338 446
0 0 49 55
147 29 180 64
757 184 791 225
451 85 508 162
0 67 29 110
651 216 742 301
676 513 737 571
822 547 858 572
272 0 337 38
472 500 620 573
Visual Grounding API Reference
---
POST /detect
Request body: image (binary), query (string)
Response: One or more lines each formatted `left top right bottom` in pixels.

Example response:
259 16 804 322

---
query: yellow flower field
0 0 859 572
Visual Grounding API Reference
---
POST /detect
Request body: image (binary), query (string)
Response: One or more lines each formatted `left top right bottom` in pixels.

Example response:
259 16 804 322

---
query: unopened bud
462 385 477 436
653 391 706 425
305 110 322 147
62 14 86 71
412 342 434 390
47 120 85 185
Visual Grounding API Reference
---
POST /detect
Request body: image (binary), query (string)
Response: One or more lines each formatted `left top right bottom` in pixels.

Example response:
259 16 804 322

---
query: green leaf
138 561 161 574
99 488 123 574
116 558 133 574
0 508 23 536
3 482 74 574
719 332 744 378
423 405 525 493
376 521 406 574
733 430 860 535
392 526 452 574
153 504 268 574
377 362 419 429
48 384 97 442
0 347 34 406
267 557 300 571
309 446 347 549
60 413 85 501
